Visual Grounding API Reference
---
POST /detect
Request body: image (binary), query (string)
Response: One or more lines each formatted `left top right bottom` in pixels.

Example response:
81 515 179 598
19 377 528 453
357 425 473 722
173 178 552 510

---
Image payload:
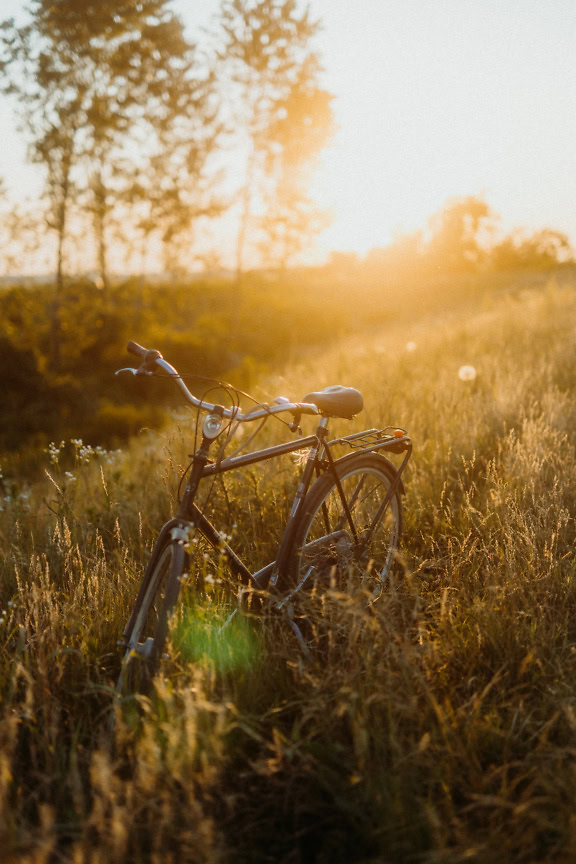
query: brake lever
115 367 153 376
289 412 302 435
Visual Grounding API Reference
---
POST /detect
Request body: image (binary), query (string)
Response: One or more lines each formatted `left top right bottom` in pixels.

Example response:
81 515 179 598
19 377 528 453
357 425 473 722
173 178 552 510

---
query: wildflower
64 472 77 483
458 365 477 382
78 444 94 464
406 341 417 352
45 441 64 465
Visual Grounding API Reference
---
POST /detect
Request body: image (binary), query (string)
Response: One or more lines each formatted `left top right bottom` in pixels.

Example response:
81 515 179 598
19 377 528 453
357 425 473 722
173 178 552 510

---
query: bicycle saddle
302 385 363 419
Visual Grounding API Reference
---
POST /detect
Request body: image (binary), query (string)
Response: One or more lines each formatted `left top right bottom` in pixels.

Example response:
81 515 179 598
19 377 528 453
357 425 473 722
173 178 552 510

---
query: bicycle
115 341 412 692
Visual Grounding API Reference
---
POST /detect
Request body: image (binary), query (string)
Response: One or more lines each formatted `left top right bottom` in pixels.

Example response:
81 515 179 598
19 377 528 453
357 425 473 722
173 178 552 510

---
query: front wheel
117 540 186 695
290 453 403 600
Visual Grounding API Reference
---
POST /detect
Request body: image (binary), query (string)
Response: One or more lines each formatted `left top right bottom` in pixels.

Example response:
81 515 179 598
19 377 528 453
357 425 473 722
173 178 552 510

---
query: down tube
189 504 257 587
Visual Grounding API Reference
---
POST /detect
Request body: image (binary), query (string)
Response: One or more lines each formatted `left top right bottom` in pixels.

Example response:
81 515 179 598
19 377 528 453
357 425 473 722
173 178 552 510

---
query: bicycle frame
176 419 410 577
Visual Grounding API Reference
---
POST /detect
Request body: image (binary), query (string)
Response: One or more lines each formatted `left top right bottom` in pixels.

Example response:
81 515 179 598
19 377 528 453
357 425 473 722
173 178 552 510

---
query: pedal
133 637 155 659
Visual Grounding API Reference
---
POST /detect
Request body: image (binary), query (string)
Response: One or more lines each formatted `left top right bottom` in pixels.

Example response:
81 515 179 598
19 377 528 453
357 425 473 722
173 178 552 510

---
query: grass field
2 274 576 862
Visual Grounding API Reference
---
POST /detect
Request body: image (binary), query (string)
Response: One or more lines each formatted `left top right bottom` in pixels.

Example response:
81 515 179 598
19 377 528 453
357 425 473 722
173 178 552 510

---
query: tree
425 196 496 271
70 1 223 288
259 53 333 267
130 105 225 276
219 0 333 274
1 0 222 342
491 228 574 270
259 188 329 269
1 11 89 367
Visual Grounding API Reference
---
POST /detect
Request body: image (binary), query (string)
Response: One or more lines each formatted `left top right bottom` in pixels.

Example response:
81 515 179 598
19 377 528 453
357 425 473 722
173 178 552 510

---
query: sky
1 0 575 264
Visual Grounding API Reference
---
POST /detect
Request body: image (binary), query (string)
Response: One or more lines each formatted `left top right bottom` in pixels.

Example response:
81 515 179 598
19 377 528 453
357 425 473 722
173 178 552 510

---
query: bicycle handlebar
126 340 148 359
119 341 319 423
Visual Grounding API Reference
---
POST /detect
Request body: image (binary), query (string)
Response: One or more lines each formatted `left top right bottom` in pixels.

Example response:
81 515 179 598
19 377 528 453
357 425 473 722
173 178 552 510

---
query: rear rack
328 427 410 455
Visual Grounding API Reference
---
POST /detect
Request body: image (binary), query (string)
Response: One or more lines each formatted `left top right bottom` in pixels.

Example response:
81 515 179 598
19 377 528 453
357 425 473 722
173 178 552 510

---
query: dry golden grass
1 276 576 862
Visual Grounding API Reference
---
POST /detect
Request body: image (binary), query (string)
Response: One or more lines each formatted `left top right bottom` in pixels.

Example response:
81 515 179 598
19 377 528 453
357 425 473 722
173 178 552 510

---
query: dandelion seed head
458 365 477 382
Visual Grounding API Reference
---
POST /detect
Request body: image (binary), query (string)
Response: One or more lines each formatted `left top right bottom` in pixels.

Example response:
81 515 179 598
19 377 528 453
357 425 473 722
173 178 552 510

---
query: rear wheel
288 453 402 635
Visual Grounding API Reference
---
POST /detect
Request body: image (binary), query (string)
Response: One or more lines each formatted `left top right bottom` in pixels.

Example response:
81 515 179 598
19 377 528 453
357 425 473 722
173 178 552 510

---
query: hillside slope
1 278 576 862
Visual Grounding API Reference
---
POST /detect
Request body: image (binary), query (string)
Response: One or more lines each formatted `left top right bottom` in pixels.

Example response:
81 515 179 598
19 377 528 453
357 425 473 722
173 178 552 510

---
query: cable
177 379 240 505
161 372 297 506
186 381 244 515
151 371 295 431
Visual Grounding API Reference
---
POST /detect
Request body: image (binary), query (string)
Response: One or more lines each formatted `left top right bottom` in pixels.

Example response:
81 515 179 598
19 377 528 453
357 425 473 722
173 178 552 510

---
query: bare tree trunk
50 229 64 373
49 180 70 372
93 170 109 298
47 125 78 372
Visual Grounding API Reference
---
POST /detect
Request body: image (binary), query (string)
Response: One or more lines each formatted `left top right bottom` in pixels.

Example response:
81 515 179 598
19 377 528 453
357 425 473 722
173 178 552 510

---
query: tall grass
1 277 576 862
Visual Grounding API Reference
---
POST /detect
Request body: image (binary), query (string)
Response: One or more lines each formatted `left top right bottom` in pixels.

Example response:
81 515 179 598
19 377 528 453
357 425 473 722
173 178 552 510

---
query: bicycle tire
117 540 187 695
289 452 403 599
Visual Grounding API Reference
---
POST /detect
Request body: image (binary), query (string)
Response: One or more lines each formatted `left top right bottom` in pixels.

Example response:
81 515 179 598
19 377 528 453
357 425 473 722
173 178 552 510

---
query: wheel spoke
292 456 402 601
333 474 367 531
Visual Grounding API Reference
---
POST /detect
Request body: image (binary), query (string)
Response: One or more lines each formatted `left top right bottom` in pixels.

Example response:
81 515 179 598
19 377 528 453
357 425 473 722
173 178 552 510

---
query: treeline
334 195 575 281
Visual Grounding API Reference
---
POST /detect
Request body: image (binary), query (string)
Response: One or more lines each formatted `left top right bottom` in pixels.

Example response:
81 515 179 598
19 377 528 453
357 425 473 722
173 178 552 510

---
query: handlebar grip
127 341 148 359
